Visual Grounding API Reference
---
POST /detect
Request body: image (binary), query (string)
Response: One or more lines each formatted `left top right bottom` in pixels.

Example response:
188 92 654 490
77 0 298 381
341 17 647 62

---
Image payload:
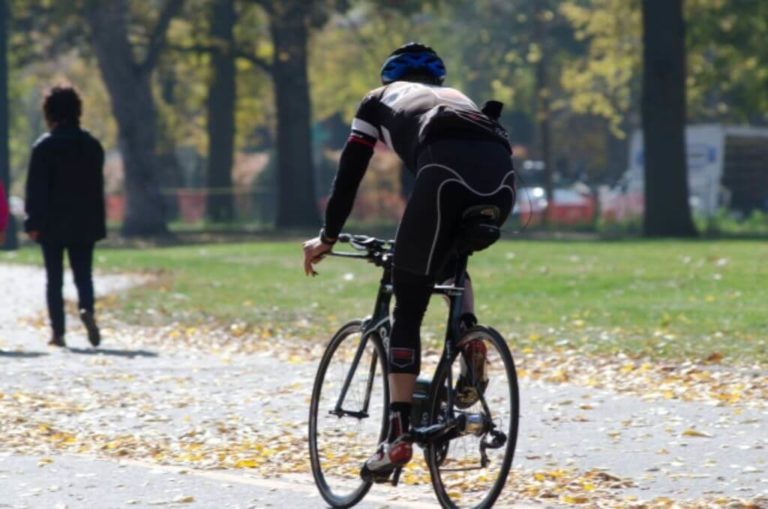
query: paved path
0 264 766 508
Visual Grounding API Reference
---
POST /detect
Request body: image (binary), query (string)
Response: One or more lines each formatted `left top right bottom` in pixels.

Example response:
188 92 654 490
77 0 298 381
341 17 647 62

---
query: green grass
4 239 767 364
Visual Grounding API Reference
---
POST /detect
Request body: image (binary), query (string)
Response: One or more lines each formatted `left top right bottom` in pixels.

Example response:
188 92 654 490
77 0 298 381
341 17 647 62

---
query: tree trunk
85 1 175 237
156 64 185 218
269 0 318 229
0 0 15 250
206 0 236 222
533 0 554 228
537 71 553 227
641 0 697 237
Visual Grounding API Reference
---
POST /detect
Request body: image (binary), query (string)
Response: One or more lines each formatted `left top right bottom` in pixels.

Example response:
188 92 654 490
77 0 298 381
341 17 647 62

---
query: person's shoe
360 434 413 482
80 310 101 347
455 330 489 409
48 333 66 347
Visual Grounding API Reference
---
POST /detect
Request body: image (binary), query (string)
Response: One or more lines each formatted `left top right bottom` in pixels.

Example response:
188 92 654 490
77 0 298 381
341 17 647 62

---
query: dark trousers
41 242 95 335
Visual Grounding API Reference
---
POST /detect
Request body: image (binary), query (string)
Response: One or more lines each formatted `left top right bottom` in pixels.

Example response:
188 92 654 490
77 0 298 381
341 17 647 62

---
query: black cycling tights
387 138 515 375
388 267 433 375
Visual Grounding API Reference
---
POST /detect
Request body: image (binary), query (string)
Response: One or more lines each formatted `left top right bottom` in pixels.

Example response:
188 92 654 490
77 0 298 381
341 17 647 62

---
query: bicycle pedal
391 466 402 486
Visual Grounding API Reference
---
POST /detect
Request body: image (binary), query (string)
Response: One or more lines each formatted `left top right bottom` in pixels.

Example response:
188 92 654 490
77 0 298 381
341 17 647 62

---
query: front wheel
309 320 389 508
425 326 519 509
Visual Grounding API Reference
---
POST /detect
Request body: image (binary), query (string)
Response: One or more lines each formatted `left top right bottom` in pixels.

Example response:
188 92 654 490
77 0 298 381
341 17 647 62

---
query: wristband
319 228 337 246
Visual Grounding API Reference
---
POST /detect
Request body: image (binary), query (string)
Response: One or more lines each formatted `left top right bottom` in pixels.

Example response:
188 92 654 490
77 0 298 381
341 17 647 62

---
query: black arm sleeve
96 141 107 231
24 144 49 233
323 140 375 239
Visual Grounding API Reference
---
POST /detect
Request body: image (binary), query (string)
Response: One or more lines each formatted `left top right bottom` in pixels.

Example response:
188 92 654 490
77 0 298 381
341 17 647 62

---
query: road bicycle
309 206 520 509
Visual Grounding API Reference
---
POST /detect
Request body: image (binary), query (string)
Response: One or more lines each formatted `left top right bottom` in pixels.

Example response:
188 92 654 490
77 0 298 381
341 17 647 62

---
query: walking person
24 85 106 347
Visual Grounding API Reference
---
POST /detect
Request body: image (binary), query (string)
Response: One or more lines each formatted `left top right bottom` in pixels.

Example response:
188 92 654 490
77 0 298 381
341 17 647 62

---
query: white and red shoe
360 434 413 481
455 330 489 409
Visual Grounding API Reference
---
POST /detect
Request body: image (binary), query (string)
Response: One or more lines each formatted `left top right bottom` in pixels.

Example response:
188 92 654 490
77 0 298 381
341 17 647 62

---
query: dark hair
43 86 82 125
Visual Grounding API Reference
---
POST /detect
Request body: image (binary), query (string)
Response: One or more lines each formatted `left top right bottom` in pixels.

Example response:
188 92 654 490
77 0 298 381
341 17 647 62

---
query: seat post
447 253 469 348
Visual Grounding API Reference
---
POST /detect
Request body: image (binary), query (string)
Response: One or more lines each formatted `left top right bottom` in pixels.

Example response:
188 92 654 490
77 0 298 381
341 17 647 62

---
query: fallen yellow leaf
562 494 590 504
682 428 713 438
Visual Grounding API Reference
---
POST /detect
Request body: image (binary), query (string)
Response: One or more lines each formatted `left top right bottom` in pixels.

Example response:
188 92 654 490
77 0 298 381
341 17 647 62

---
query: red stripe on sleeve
347 135 376 149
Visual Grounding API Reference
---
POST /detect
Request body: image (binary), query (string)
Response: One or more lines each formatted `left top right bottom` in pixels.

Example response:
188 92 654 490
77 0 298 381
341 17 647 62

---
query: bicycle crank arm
412 421 460 445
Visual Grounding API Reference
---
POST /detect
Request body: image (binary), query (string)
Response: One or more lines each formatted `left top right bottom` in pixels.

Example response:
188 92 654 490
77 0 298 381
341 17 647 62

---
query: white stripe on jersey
381 126 394 150
351 118 379 139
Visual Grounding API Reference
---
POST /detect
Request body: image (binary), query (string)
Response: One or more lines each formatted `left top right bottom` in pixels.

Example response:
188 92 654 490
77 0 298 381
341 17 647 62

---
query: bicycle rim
426 327 519 509
309 321 389 508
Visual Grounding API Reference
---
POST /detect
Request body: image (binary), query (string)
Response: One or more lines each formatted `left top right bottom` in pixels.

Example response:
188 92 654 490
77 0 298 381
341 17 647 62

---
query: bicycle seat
455 205 502 255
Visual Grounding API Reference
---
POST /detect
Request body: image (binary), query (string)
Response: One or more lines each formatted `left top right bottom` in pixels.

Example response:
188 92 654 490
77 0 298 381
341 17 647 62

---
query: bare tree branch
140 0 186 74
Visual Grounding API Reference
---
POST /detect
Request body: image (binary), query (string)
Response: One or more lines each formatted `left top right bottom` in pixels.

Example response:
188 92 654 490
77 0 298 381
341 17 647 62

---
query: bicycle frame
328 233 500 444
430 254 470 428
329 252 393 420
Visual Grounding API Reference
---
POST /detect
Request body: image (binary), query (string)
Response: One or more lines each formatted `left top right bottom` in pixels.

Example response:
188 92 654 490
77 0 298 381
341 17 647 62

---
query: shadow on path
67 347 158 359
0 350 49 358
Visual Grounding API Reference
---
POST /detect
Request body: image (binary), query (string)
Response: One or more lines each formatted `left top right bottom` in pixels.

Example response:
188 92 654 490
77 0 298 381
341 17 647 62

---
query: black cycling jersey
350 82 510 172
323 81 511 239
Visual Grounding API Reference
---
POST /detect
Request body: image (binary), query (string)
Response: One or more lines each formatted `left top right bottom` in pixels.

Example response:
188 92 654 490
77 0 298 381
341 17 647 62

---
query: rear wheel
425 327 519 509
309 321 389 508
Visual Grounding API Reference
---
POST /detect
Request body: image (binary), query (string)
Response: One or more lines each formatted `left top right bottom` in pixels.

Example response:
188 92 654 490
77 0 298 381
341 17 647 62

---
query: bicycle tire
309 320 390 508
425 326 519 509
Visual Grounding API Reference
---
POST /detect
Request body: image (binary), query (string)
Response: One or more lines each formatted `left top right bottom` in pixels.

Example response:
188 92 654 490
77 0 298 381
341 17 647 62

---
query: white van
600 124 768 222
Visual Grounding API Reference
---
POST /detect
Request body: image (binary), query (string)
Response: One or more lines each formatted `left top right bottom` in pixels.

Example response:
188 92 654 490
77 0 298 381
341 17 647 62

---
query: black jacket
24 124 106 244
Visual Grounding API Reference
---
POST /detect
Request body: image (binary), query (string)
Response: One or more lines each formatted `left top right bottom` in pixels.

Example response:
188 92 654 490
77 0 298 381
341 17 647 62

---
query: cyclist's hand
303 237 332 277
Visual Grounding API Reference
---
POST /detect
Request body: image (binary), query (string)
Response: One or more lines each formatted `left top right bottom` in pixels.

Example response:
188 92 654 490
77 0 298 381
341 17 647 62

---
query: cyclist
303 43 515 480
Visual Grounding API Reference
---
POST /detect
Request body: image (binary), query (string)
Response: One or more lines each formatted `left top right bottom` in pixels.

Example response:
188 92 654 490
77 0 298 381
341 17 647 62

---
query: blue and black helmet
380 43 446 85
